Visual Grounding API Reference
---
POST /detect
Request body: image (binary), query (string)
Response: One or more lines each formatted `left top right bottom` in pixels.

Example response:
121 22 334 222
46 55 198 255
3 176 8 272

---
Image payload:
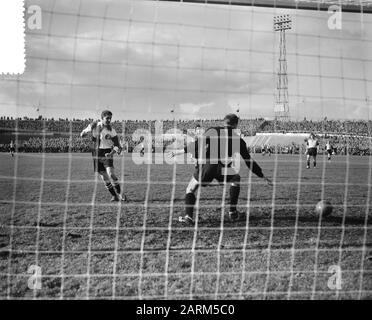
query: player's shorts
92 148 113 173
193 163 240 186
327 149 332 155
307 147 317 157
10 147 15 152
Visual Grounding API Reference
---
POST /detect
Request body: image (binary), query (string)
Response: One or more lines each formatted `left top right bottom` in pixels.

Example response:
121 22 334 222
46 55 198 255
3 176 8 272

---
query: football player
9 140 15 157
170 113 272 225
266 144 272 156
80 110 127 202
325 140 333 161
306 133 319 169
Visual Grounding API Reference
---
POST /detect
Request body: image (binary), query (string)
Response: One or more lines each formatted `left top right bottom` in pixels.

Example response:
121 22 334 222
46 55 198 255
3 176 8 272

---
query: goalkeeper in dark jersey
169 113 272 225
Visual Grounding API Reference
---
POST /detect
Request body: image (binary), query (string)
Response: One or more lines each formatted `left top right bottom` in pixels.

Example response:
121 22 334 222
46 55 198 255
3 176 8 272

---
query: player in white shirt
325 140 333 161
9 140 15 157
80 110 127 202
306 133 319 169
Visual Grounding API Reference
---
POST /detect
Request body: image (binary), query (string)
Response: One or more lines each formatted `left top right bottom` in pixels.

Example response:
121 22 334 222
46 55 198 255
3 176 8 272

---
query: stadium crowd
259 119 371 137
1 117 371 136
0 117 262 136
0 117 371 155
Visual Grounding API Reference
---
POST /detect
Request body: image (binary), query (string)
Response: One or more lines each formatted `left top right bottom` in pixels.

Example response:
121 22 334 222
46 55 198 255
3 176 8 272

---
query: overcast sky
0 0 371 121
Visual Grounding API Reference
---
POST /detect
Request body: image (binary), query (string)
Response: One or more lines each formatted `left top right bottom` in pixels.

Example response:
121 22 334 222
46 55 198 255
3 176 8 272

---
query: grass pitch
0 152 371 299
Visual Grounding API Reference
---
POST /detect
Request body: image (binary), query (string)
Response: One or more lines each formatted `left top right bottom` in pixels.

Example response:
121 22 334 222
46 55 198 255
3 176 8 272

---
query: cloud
179 101 214 115
292 99 369 121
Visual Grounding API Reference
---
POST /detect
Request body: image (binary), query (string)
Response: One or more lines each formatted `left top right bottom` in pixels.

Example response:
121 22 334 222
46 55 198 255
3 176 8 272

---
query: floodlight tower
273 14 292 121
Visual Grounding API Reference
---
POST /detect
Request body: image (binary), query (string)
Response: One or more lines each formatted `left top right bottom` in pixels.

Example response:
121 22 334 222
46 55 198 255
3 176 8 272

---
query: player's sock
313 161 316 167
113 181 121 195
185 193 196 218
105 182 117 197
230 185 240 212
307 159 310 168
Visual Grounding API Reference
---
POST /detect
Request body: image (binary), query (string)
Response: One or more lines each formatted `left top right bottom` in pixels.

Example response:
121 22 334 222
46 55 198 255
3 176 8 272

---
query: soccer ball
315 200 333 217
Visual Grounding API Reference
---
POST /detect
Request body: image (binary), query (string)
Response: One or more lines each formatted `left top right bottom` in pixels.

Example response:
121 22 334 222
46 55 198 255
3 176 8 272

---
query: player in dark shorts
325 140 333 161
305 133 319 169
80 110 127 202
170 113 272 224
9 140 15 157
